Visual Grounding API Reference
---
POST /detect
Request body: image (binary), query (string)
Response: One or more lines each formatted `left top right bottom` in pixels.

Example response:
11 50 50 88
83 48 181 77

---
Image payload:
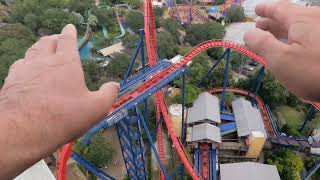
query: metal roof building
220 162 281 180
232 98 266 137
187 92 221 125
191 123 221 143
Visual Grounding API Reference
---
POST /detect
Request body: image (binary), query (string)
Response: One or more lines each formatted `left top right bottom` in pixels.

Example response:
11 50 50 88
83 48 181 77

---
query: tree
265 150 304 180
68 0 95 15
73 131 115 179
39 8 81 34
125 0 142 8
154 6 164 17
187 53 211 84
225 5 245 23
122 34 140 49
82 61 101 91
160 18 183 42
259 72 288 107
234 71 288 108
91 7 117 28
185 22 225 46
0 24 35 87
208 60 233 88
157 32 179 59
214 0 225 5
23 13 38 31
172 84 201 107
126 11 143 33
230 51 250 72
105 53 136 80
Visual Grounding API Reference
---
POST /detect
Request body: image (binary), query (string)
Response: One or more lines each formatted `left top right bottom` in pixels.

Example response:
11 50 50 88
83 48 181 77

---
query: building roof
15 160 55 180
220 162 281 180
187 92 221 124
192 123 221 143
98 42 125 57
232 98 266 137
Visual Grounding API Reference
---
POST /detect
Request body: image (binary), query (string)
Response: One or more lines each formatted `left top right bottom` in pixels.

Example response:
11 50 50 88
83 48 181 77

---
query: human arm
0 24 119 179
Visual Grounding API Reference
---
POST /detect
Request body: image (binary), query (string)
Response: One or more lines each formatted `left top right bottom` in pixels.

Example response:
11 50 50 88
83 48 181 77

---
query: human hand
244 0 320 101
0 24 119 178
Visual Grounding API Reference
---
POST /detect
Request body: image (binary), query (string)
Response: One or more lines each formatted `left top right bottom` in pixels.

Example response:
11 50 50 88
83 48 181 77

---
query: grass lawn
276 105 305 130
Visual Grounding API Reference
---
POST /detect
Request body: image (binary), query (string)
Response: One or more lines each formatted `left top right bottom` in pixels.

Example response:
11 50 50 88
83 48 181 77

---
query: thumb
90 82 120 118
244 28 289 70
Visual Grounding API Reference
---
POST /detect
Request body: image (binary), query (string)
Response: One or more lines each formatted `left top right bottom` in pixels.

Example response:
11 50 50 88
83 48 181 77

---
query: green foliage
73 131 115 168
234 72 288 108
185 22 225 46
0 24 35 87
82 61 101 91
265 150 304 180
230 51 250 72
160 18 183 42
68 0 95 15
126 11 143 33
154 6 164 17
225 5 245 23
91 7 116 28
157 32 179 59
172 84 201 107
187 53 211 84
105 53 135 79
207 60 233 88
259 72 287 107
39 8 80 34
214 0 225 5
124 0 142 8
304 157 320 180
122 34 139 49
9 0 88 33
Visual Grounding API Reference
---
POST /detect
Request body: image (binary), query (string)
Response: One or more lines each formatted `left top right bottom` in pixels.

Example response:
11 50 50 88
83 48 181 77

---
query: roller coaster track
57 39 320 180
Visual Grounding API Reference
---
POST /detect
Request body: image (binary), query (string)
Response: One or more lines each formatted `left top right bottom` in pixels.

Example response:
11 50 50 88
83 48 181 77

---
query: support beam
220 48 231 112
199 50 228 86
251 67 265 105
181 73 186 144
136 106 169 179
300 106 316 131
72 152 115 180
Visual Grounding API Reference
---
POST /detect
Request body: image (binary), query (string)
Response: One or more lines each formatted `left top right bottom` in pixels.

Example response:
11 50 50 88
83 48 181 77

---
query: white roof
232 98 266 137
98 42 125 57
15 160 55 180
220 162 281 180
187 92 221 124
192 123 221 143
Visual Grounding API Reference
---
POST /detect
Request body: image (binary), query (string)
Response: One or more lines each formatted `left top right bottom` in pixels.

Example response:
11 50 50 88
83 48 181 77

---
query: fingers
244 28 290 70
256 18 287 39
25 35 59 59
90 82 120 118
56 24 78 57
255 0 300 29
